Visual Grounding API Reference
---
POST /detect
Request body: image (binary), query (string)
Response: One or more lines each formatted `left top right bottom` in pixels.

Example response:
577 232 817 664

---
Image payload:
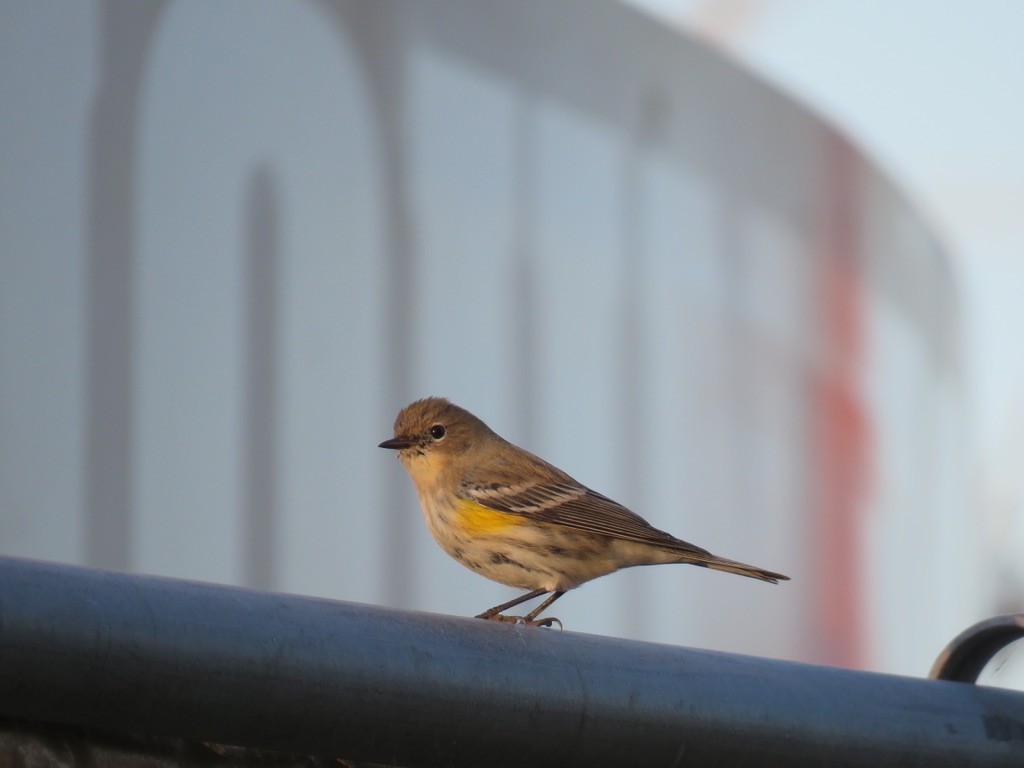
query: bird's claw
476 612 562 629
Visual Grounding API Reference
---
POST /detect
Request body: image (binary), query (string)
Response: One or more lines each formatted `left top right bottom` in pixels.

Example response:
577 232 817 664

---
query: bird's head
379 397 494 487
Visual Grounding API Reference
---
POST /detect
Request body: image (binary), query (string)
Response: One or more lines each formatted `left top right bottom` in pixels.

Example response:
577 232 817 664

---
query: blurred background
1 0 1021 678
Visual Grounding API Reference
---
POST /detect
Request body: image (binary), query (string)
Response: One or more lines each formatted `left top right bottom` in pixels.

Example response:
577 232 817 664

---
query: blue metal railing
0 556 1020 767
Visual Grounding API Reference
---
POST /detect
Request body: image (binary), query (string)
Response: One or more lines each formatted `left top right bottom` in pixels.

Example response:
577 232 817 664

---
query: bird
379 397 788 627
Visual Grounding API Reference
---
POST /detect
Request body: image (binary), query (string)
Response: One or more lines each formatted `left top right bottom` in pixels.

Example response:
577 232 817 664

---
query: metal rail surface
0 556 1021 767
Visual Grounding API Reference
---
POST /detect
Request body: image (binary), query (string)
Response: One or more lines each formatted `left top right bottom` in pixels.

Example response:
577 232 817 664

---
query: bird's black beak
379 436 414 450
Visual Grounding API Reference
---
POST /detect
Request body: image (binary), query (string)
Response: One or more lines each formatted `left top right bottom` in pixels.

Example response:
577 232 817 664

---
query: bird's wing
463 480 712 558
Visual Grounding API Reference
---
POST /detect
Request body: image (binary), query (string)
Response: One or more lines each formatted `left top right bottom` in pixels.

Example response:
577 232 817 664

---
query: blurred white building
0 0 987 673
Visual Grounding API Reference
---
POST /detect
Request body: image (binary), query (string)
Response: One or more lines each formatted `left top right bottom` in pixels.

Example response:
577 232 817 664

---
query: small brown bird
380 397 788 626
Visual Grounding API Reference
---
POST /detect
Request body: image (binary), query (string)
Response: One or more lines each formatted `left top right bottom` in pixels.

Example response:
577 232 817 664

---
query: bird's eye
428 424 446 440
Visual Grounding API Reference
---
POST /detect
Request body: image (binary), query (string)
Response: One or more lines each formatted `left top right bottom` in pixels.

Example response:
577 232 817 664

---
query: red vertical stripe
811 135 868 668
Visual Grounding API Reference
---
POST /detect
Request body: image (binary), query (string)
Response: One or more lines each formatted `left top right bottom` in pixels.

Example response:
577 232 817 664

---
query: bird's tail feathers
681 552 789 584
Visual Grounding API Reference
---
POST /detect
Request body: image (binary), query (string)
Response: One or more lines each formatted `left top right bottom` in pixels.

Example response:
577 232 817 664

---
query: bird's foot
475 612 562 629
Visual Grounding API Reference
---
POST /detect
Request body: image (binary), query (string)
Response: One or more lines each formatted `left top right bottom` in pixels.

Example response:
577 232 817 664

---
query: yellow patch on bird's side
453 498 525 535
